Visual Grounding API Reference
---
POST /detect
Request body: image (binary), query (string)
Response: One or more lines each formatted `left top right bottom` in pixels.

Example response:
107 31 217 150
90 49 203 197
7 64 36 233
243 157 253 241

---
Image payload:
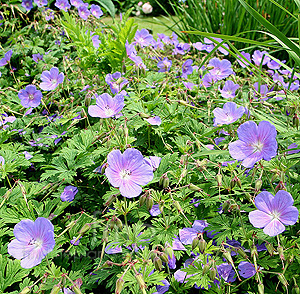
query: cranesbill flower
253 82 270 100
32 53 43 63
22 0 33 11
105 148 154 198
145 116 162 126
238 261 256 278
78 5 90 20
249 190 299 236
155 279 170 294
18 85 42 108
213 102 245 126
40 67 64 91
125 40 137 57
105 243 122 254
105 72 128 94
179 220 208 245
237 51 251 68
42 8 55 21
204 37 229 55
202 73 214 88
149 204 162 216
92 35 100 49
8 217 55 268
88 93 124 118
218 80 240 98
70 0 83 7
173 43 190 55
157 57 172 72
134 29 154 47
182 59 193 78
0 156 4 166
34 0 47 7
0 50 12 67
252 50 270 66
129 54 146 69
228 121 277 168
60 185 78 202
55 0 71 11
90 4 103 18
144 156 161 171
208 58 234 81
287 143 300 154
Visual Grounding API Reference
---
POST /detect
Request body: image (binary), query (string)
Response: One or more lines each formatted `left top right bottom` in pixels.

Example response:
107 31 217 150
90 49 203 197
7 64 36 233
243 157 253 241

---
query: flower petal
13 219 35 242
249 210 272 228
263 219 285 236
254 191 274 214
119 180 142 198
272 190 294 211
236 121 258 144
279 206 299 225
8 239 34 260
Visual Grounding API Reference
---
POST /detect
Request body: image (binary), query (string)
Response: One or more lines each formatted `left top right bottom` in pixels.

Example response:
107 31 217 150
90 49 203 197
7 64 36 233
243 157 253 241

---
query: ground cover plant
1 1 300 294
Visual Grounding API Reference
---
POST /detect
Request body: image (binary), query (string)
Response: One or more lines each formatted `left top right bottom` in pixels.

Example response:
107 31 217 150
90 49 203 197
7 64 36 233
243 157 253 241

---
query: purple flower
105 243 122 254
149 204 162 216
34 0 48 7
144 156 161 171
202 73 214 88
42 8 55 21
213 102 245 126
8 217 55 268
267 59 284 70
70 236 82 246
0 156 4 166
237 51 251 68
238 261 256 278
252 50 270 66
18 85 42 108
208 58 234 81
193 42 207 51
70 0 83 7
253 82 270 100
182 59 193 79
129 55 146 69
182 82 198 90
155 279 170 294
90 4 103 18
22 0 33 11
78 5 90 20
217 263 236 282
40 67 64 91
105 148 154 198
179 220 208 245
134 29 154 47
145 116 162 126
172 236 186 250
125 41 137 57
88 93 124 118
218 80 240 98
204 37 229 55
60 185 78 202
92 35 100 49
287 143 300 154
105 72 128 94
55 0 71 11
228 121 277 168
173 43 190 55
0 50 13 67
32 53 43 63
249 190 299 236
157 57 172 72
23 151 33 160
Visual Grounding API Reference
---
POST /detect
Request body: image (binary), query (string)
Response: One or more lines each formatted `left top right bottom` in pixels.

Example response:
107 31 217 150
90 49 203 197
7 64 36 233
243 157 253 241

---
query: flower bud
19 287 31 294
278 273 288 288
292 284 300 294
209 268 216 280
115 277 125 294
84 93 92 107
80 108 86 119
202 263 210 275
165 246 174 258
255 179 263 192
109 216 116 230
258 283 264 294
162 174 169 188
293 114 299 129
250 245 258 257
222 201 230 213
196 159 208 171
115 217 123 230
235 177 242 188
237 247 248 259
154 256 163 271
50 286 61 294
102 260 113 268
192 237 199 250
146 196 154 210
223 250 233 264
230 178 236 190
188 183 202 192
139 112 150 119
104 194 117 206
159 252 169 263
173 200 183 213
180 154 188 165
139 194 147 207
198 238 207 253
102 229 109 243
79 223 91 235
265 242 274 256
277 245 285 261
73 286 82 294
135 273 146 289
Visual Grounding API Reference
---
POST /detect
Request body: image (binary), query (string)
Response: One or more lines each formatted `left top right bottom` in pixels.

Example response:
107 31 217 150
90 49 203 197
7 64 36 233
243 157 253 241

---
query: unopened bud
19 287 31 294
250 245 258 257
115 217 123 229
102 260 113 268
255 179 263 192
222 201 230 213
188 183 201 192
139 113 150 119
277 245 285 261
209 268 216 280
265 242 274 256
180 169 188 178
154 256 163 271
216 174 222 186
80 108 86 119
173 200 183 213
165 246 174 258
139 194 147 207
293 114 299 129
235 177 242 188
115 278 125 294
50 286 61 294
278 273 288 288
73 286 82 294
230 178 236 190
292 284 300 294
135 273 146 289
109 217 117 230
84 93 92 107
102 229 109 243
223 250 233 264
146 196 154 210
192 237 199 250
79 223 91 235
162 174 169 188
237 247 248 259
198 238 207 253
104 194 117 206
160 252 169 263
258 283 264 294
202 263 210 275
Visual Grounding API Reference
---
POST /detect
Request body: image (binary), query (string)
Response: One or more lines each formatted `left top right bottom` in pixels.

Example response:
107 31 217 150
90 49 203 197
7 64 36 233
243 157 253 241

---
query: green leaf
93 0 116 18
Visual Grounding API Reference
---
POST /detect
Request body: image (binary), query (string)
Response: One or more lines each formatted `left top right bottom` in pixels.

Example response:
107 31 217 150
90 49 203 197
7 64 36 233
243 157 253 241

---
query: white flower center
29 94 34 100
252 141 264 152
28 238 43 249
104 105 114 117
120 169 131 180
271 210 281 220
51 79 57 85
